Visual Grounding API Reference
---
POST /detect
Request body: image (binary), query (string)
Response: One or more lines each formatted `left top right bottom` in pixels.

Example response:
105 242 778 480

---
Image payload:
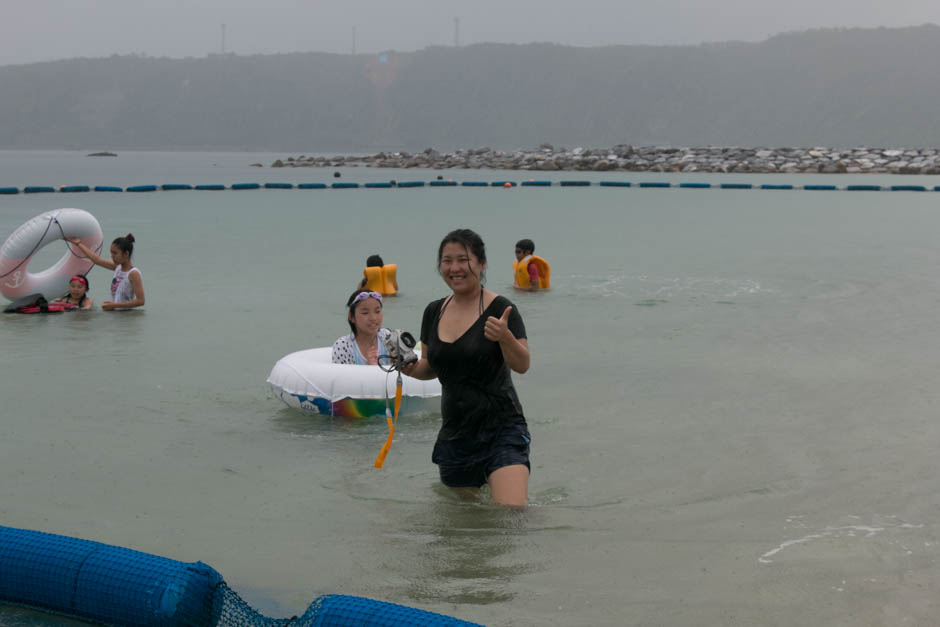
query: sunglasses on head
351 291 383 306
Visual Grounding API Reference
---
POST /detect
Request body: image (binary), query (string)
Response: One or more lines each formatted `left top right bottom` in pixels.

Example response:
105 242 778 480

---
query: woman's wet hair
437 228 487 284
366 254 384 267
345 288 382 336
515 238 535 254
112 233 135 257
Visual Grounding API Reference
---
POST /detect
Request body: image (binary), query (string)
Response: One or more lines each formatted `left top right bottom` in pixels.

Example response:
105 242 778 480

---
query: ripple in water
574 274 772 303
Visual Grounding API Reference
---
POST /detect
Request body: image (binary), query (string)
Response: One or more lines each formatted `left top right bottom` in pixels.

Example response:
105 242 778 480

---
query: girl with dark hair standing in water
403 228 532 506
68 233 145 311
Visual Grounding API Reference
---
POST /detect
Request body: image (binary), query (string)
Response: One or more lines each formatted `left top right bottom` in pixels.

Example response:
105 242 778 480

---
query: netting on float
0 524 481 627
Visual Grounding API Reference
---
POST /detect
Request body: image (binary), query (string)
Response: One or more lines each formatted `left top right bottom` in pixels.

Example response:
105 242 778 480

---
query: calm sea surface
2 151 940 626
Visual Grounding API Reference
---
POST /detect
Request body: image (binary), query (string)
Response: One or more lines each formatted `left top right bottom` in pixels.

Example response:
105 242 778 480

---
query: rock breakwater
270 145 940 174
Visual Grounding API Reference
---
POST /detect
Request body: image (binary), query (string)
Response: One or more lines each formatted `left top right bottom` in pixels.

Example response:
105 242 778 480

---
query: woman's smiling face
439 241 485 293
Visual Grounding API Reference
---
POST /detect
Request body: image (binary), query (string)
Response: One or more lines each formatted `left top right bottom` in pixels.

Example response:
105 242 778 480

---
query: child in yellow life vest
512 239 550 291
358 254 398 296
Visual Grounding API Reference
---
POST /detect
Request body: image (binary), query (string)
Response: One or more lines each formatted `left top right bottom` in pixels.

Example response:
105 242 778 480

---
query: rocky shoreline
266 145 940 174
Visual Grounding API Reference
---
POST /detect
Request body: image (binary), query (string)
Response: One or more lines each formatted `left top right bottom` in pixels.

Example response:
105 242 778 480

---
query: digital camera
383 329 418 369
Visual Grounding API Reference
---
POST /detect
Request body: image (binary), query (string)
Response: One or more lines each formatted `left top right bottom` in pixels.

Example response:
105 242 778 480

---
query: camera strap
374 370 403 469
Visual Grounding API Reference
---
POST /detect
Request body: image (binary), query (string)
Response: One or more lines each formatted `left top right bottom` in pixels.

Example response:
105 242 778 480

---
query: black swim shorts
432 421 531 488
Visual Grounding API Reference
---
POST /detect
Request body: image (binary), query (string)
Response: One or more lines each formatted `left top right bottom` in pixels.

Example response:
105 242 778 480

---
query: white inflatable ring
0 208 103 301
267 347 442 418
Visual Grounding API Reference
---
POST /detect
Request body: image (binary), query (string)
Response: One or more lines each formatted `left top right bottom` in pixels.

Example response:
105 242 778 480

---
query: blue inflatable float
0 524 482 626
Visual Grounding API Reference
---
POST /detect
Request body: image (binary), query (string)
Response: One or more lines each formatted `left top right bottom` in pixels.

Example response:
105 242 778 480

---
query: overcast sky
3 0 940 66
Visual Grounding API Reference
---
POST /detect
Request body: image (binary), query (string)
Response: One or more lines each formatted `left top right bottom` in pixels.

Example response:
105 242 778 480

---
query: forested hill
3 24 940 152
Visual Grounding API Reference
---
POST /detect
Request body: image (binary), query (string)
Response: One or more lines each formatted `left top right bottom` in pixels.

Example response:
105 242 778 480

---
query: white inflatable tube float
267 347 442 417
0 208 103 301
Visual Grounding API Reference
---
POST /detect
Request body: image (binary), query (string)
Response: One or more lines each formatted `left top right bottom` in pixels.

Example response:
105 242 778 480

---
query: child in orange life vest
357 254 398 296
512 239 550 291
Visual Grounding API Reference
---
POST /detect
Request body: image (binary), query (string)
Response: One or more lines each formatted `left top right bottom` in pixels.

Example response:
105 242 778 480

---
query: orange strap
374 376 403 468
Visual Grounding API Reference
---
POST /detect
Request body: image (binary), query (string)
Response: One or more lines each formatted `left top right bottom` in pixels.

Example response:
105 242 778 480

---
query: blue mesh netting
0 525 482 627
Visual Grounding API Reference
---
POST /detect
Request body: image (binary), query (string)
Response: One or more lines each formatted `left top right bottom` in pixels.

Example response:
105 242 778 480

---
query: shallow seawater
1 151 940 626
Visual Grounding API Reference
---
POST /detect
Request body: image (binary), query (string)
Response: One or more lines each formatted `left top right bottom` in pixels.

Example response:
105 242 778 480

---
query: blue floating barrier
231 183 260 190
59 185 90 193
520 180 551 187
397 181 425 188
94 186 122 192
24 186 56 194
429 180 458 186
162 184 193 191
599 181 632 187
720 183 752 189
298 183 327 189
638 182 670 188
126 185 157 192
194 184 225 191
803 184 837 191
490 181 517 187
559 180 591 187
264 183 293 189
332 182 359 189
0 524 222 626
0 524 481 627
461 181 488 187
760 184 794 190
846 185 882 191
0 187 19 195
679 182 711 189
890 185 927 192
364 182 393 188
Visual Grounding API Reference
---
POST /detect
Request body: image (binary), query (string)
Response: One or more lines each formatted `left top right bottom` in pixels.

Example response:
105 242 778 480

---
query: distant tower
352 26 357 55
221 23 226 54
454 17 460 47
